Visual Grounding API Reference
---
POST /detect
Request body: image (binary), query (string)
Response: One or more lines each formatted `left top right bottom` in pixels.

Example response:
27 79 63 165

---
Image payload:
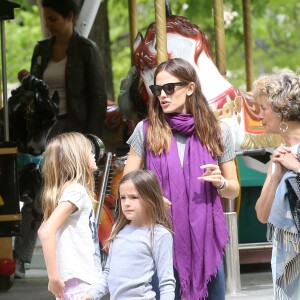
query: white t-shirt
43 58 67 115
56 183 102 284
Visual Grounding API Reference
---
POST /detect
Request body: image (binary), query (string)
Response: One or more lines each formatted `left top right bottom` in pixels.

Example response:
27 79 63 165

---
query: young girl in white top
77 170 175 300
38 132 102 299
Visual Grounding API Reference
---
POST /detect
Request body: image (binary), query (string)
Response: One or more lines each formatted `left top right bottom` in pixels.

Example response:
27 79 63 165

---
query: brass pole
128 0 138 65
212 2 241 294
242 0 254 91
154 0 168 64
0 20 9 141
212 0 227 76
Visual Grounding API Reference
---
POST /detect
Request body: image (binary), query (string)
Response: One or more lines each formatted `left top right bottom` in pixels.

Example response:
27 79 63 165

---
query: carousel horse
0 75 59 156
133 15 282 156
25 77 59 156
118 66 148 122
101 103 132 155
1 76 130 156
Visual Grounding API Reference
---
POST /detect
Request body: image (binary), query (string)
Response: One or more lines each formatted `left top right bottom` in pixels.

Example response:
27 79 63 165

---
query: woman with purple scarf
124 58 239 300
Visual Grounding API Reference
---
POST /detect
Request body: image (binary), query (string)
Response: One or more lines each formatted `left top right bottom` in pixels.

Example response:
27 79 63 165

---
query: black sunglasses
149 82 187 96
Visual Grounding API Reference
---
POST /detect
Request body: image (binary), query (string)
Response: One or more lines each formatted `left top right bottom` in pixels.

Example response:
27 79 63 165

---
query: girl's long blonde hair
105 170 172 250
41 132 95 220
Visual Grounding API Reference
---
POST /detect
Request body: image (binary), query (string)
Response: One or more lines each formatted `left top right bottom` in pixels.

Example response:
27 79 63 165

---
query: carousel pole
242 0 254 91
0 20 9 141
0 0 20 143
212 0 242 295
154 0 167 64
212 0 227 76
75 0 102 38
128 0 138 66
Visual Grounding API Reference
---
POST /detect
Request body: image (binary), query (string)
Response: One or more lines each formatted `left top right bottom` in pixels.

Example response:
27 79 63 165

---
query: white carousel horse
133 15 281 156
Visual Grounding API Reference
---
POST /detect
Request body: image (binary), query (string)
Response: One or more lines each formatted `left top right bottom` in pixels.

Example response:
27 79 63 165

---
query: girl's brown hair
105 170 172 250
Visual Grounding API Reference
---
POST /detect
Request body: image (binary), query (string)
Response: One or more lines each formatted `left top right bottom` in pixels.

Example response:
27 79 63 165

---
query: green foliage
108 0 156 96
108 0 300 95
223 0 300 87
2 0 300 98
4 6 41 83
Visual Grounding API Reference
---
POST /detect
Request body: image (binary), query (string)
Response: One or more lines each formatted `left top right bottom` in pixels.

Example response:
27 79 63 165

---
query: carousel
0 0 280 294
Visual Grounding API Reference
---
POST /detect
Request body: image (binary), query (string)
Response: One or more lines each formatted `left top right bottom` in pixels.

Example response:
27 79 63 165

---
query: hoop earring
279 121 288 132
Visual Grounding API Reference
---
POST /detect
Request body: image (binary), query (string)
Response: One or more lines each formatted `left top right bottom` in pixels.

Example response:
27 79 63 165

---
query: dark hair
119 170 165 209
42 0 79 18
104 170 172 250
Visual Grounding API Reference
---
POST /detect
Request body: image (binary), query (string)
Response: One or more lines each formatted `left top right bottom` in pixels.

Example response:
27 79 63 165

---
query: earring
279 121 288 132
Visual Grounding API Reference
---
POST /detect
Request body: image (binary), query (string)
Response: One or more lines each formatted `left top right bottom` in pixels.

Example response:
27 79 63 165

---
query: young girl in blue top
78 170 175 300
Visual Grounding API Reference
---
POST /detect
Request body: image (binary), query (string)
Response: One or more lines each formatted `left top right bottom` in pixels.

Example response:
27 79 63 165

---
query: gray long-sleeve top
89 224 175 300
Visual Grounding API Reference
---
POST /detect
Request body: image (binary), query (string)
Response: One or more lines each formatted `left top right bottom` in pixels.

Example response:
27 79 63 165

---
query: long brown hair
105 170 172 250
147 58 223 157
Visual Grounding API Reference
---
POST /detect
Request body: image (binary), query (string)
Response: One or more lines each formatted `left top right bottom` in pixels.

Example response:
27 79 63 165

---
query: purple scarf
144 114 229 299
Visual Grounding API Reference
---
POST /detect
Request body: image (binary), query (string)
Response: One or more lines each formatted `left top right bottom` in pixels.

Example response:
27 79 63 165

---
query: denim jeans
174 264 225 300
205 263 225 300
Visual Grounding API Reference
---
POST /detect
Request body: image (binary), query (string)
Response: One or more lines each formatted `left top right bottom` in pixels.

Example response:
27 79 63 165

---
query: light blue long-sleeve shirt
89 224 175 300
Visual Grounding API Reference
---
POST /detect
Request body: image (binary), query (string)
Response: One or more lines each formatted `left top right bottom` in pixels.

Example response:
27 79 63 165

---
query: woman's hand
198 164 225 188
255 148 289 224
271 145 300 177
198 160 240 199
18 69 30 82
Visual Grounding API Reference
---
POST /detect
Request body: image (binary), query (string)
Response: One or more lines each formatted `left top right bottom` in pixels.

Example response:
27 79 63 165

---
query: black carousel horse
0 75 59 155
